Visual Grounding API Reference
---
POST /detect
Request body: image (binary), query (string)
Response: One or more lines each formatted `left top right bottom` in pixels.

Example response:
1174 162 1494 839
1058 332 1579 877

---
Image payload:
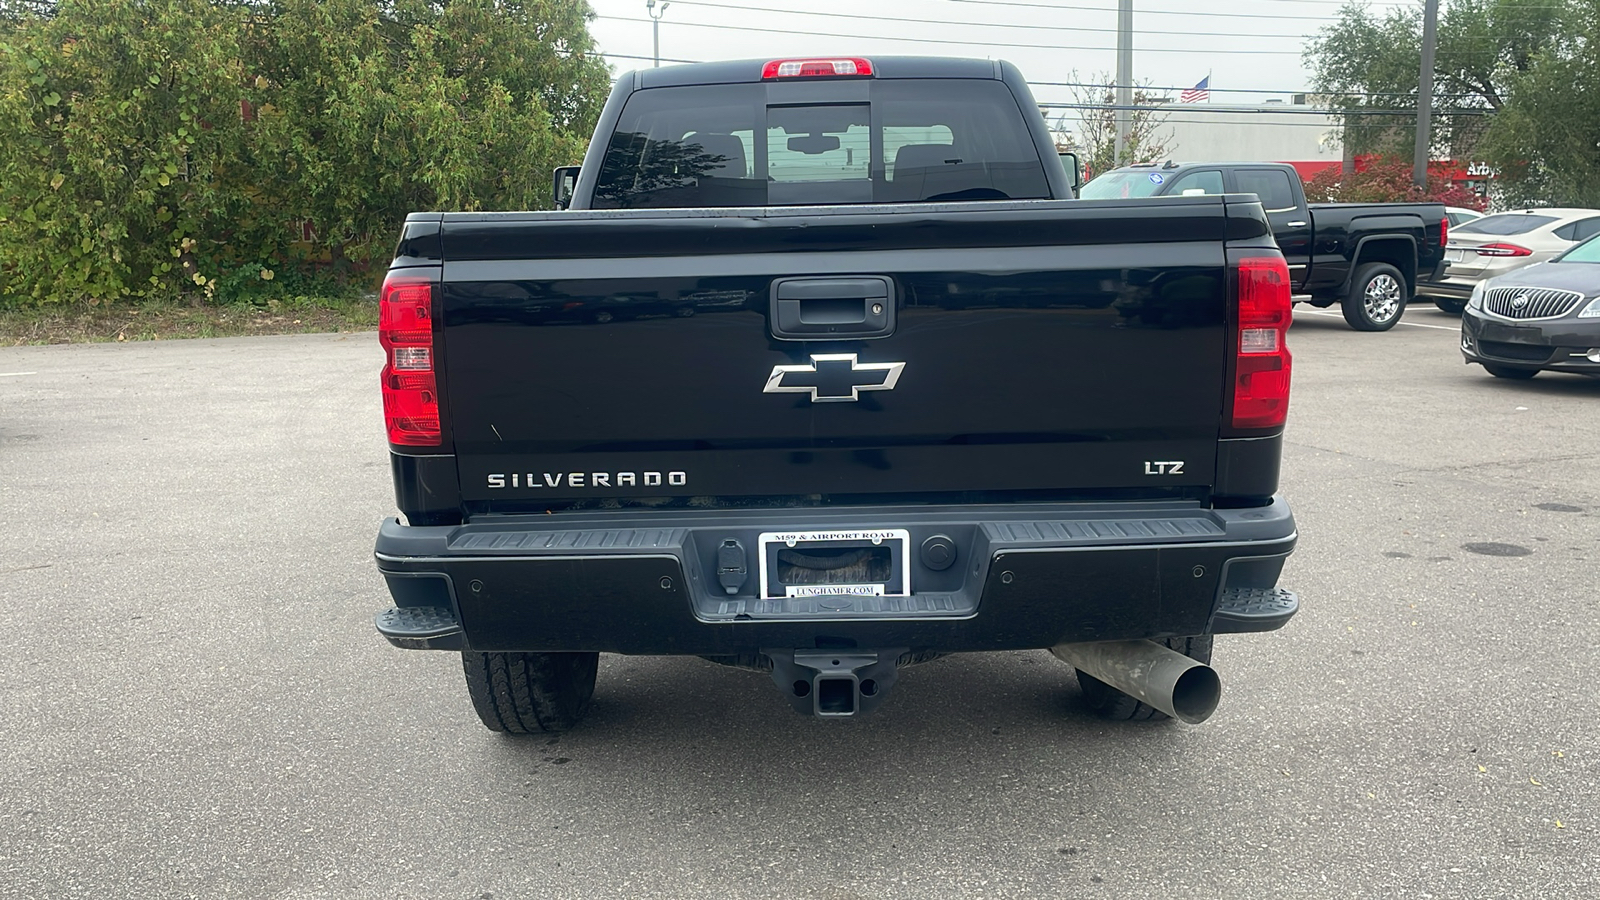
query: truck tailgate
435 199 1235 508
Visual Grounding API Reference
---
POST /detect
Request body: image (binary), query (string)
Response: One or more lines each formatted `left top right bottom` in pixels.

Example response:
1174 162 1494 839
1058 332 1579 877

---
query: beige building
1151 99 1344 177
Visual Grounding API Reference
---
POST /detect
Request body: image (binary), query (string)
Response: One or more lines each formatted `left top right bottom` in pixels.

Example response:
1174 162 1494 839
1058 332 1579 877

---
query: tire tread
462 651 598 734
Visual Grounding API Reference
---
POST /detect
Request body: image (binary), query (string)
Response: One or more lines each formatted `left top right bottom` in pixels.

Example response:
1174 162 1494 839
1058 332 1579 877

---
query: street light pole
647 0 670 67
1412 0 1439 190
1114 0 1133 164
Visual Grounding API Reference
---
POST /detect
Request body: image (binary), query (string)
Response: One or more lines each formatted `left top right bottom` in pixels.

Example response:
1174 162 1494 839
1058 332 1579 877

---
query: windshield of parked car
591 79 1050 208
1079 171 1170 200
1454 213 1557 236
1555 234 1600 263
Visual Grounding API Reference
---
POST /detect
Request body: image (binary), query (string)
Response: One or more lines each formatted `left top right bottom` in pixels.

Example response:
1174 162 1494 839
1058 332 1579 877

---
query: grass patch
0 293 379 346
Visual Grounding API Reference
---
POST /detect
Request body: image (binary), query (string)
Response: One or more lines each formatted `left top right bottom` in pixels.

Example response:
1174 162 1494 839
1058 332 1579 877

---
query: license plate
1446 249 1465 262
757 529 911 600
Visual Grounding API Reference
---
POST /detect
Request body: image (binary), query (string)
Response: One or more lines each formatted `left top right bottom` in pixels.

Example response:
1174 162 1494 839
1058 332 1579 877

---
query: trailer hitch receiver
765 648 906 717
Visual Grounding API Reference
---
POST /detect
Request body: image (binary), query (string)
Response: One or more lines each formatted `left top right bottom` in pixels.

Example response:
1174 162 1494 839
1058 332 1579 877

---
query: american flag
1180 76 1211 103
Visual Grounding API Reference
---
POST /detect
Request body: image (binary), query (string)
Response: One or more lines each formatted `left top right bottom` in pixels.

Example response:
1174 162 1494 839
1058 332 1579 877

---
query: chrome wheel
1363 274 1403 324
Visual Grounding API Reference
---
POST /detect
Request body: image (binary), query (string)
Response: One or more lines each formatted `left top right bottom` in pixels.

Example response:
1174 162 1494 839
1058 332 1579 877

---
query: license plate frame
1446 249 1465 263
756 529 912 600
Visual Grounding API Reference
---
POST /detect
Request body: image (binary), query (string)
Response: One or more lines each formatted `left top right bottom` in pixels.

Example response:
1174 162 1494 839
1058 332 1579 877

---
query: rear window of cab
591 79 1050 208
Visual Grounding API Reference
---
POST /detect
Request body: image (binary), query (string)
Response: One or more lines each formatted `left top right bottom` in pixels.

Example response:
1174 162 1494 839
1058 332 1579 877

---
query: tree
1304 0 1599 207
0 0 253 304
1307 0 1565 155
1304 157 1486 209
227 0 611 275
1475 0 1600 206
1050 71 1172 177
0 1 612 306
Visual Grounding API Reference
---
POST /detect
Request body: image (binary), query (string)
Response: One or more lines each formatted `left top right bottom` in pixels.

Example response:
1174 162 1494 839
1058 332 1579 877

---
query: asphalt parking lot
2 303 1597 899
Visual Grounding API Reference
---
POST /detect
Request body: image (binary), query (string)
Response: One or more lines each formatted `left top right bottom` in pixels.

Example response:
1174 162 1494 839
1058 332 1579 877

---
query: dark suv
1460 233 1600 379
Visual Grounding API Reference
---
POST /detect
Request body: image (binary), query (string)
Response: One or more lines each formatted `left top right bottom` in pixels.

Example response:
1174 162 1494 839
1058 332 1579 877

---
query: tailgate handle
770 277 895 340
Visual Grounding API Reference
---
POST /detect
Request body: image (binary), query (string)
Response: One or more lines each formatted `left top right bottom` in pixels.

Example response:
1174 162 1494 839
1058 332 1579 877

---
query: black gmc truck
372 57 1301 732
1084 161 1449 331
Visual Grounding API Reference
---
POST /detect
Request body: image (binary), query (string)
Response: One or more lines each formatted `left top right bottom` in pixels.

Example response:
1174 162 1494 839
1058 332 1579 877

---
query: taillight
761 58 874 79
1233 257 1293 430
1440 216 1448 251
1475 242 1533 257
379 273 440 446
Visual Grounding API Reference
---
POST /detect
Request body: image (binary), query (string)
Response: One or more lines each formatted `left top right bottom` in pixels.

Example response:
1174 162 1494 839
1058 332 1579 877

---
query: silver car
1421 208 1600 313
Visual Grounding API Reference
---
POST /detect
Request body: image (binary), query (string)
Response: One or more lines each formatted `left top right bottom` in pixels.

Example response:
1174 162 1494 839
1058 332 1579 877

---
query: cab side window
1236 168 1298 212
1168 170 1224 196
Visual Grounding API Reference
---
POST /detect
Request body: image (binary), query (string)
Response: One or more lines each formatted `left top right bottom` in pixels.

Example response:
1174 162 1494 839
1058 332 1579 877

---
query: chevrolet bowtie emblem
764 353 906 403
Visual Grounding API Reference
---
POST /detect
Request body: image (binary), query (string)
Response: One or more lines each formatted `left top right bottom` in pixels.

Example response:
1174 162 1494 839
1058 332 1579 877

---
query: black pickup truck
1083 161 1448 331
372 57 1300 732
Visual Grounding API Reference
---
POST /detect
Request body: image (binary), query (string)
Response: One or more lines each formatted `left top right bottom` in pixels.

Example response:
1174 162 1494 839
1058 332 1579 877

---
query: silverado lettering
487 471 687 489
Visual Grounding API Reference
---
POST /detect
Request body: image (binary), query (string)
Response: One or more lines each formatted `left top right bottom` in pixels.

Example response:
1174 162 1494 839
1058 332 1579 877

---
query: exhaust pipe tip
1051 639 1222 725
1167 663 1222 725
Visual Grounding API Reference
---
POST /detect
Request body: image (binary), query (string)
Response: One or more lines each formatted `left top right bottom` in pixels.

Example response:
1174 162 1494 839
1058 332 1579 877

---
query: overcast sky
585 0 1423 104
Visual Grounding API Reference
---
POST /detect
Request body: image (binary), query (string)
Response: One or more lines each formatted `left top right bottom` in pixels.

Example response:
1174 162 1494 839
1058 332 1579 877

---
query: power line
594 57 1496 103
1050 117 1484 130
594 14 1308 54
599 50 702 64
1062 119 1410 128
1250 0 1563 6
1040 102 1493 117
595 56 1500 104
942 0 1571 21
666 0 1314 40
1031 80 1487 100
936 0 1348 22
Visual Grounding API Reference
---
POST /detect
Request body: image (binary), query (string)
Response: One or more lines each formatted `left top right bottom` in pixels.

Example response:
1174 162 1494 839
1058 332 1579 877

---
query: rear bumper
373 498 1298 655
1416 277 1475 300
1417 258 1451 286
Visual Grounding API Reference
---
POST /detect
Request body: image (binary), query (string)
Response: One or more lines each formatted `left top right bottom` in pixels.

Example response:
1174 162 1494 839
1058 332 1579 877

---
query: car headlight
1580 297 1600 319
1468 281 1487 311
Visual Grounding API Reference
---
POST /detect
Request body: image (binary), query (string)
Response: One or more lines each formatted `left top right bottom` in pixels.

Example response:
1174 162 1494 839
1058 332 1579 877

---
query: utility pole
647 0 670 67
1412 0 1439 190
1114 0 1133 164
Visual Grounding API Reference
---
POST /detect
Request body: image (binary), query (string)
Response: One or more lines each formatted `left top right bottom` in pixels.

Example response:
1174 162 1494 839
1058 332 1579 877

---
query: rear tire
1075 636 1213 722
1433 298 1466 315
1483 363 1538 380
463 651 599 734
1341 262 1408 331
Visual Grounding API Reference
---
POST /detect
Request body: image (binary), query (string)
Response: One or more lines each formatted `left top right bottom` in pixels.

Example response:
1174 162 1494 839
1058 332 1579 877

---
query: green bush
0 0 610 308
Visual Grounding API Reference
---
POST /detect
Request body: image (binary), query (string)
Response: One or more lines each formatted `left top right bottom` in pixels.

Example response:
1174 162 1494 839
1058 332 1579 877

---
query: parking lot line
0 371 39 377
1295 309 1460 331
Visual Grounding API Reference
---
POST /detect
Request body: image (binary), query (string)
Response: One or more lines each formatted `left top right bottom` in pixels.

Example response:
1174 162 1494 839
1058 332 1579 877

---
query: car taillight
1233 257 1293 430
761 58 874 79
1440 216 1448 251
379 273 440 446
1475 242 1532 257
